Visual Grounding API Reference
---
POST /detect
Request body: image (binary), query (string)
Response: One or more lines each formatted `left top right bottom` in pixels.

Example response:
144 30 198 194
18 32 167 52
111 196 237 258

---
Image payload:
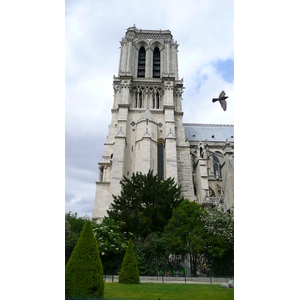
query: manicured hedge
65 221 104 297
118 239 140 284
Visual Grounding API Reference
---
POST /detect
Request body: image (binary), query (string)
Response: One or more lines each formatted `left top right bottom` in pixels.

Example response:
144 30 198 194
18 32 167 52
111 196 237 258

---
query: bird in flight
212 90 228 111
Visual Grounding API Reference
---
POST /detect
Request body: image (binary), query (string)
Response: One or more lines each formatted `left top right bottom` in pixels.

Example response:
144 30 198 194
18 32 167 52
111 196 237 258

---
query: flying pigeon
212 90 228 111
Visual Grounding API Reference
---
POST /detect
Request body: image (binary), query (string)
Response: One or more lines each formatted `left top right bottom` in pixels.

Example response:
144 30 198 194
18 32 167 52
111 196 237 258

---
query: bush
118 239 140 284
65 221 104 297
65 212 89 265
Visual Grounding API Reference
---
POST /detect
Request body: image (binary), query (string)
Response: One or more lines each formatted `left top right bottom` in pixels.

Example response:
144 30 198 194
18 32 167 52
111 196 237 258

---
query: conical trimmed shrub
65 220 104 297
118 239 140 284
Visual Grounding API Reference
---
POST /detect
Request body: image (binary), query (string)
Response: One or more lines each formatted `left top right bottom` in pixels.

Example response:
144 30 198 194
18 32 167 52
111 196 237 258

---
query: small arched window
153 47 160 78
137 47 146 78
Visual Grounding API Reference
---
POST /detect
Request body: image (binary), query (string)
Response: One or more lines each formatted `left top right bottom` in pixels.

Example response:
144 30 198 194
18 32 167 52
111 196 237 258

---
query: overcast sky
65 0 234 218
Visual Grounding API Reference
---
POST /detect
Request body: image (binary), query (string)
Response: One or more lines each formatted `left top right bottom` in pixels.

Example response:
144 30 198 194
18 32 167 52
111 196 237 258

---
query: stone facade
184 123 234 212
92 26 234 220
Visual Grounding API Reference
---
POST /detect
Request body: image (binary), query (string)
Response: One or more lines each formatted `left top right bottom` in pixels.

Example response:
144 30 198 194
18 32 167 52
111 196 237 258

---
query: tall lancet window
213 155 222 178
157 142 164 180
135 91 143 108
153 47 160 78
137 46 146 78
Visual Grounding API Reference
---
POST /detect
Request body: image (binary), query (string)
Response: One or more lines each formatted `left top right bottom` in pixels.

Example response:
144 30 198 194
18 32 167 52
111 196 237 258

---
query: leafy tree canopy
163 199 209 276
206 207 234 258
107 170 183 239
134 232 170 276
205 207 234 276
164 199 209 256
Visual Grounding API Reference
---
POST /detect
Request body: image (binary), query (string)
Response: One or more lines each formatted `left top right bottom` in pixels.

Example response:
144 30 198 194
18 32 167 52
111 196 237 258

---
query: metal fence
103 275 233 284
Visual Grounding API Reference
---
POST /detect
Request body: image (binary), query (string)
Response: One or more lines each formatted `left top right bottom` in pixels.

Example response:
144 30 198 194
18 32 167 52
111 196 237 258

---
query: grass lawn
104 282 234 300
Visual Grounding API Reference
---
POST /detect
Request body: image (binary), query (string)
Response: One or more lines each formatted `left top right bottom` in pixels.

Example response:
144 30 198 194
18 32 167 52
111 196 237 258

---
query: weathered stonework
92 27 234 219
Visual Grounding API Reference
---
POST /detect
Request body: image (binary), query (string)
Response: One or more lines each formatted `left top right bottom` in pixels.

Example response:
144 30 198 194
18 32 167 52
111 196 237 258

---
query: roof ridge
183 123 234 127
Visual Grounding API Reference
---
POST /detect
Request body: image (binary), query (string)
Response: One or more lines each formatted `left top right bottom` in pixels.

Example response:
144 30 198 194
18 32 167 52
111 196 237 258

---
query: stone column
126 41 132 73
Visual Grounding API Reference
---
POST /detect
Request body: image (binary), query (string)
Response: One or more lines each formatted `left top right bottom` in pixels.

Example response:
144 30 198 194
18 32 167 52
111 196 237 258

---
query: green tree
65 212 90 265
65 221 104 297
134 232 169 276
206 207 234 276
92 218 129 274
164 199 209 276
108 170 183 239
118 239 140 284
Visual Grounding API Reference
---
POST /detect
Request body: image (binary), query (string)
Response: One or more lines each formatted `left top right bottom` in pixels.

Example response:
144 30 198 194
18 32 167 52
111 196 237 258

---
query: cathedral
92 26 234 220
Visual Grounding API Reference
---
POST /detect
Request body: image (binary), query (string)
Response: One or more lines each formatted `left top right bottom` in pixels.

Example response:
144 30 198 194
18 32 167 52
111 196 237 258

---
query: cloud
65 195 95 217
65 192 75 203
65 133 104 170
65 170 97 218
213 59 234 83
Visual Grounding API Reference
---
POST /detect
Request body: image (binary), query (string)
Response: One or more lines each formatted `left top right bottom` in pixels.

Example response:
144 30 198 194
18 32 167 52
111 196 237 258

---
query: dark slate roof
183 123 234 142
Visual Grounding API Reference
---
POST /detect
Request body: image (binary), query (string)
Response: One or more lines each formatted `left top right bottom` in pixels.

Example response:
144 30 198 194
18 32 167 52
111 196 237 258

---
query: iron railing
103 275 233 284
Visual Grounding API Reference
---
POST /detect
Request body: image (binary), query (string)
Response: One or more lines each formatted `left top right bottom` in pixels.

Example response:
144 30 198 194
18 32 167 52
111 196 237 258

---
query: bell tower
92 26 195 219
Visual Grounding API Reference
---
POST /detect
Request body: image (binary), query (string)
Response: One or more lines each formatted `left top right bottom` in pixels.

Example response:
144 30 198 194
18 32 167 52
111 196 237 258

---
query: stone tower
92 26 195 219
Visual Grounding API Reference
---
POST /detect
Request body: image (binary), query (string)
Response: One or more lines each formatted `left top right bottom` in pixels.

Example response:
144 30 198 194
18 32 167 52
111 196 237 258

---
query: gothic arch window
135 91 143 108
153 47 160 78
157 140 164 180
137 46 146 78
139 92 143 108
213 155 222 178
